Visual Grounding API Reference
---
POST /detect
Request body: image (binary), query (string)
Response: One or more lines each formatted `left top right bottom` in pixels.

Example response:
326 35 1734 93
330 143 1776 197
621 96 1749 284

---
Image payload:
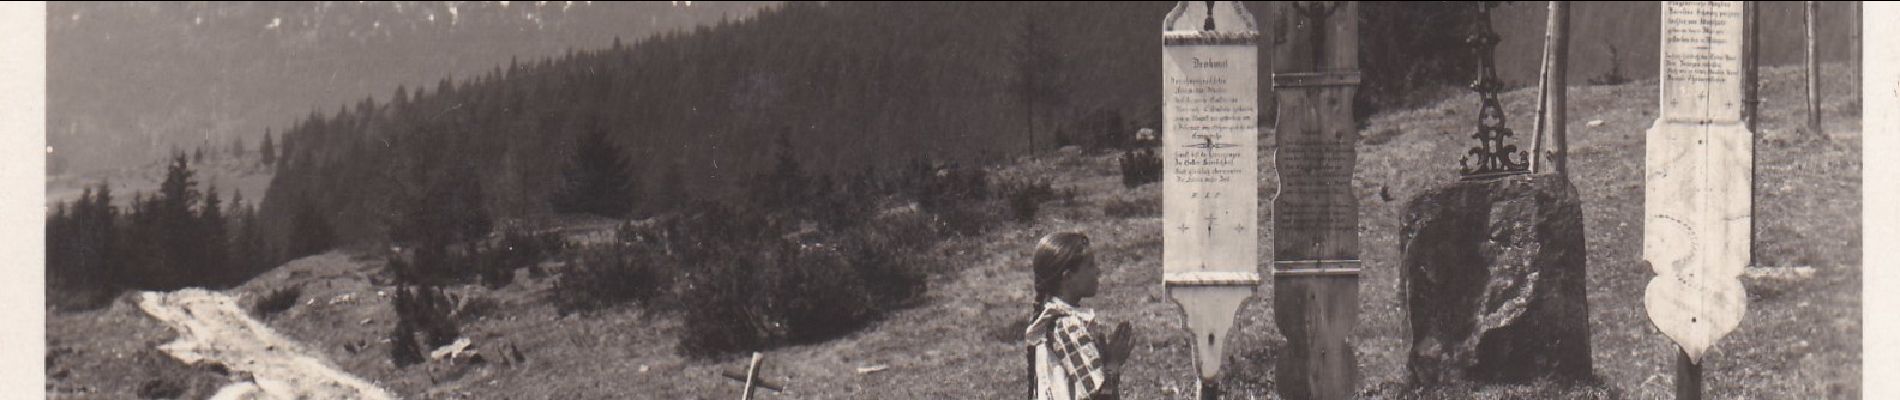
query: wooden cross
719 352 785 400
1289 1 1345 71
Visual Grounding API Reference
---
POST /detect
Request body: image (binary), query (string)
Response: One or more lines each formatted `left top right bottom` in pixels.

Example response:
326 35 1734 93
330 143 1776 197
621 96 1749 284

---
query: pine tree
388 283 424 367
47 200 70 291
229 190 260 277
140 153 201 289
289 201 334 259
68 181 118 295
551 125 637 218
751 132 808 213
200 184 228 286
260 130 277 167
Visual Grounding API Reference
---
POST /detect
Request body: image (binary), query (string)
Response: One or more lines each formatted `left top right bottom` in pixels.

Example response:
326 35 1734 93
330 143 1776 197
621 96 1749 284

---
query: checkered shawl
1026 298 1108 400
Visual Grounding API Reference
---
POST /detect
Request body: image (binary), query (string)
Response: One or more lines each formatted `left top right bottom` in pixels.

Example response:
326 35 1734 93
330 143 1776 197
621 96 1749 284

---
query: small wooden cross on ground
719 352 785 400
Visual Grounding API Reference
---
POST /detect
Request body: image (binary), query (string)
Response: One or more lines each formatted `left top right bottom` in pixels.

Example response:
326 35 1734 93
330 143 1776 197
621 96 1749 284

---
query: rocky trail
137 289 397 400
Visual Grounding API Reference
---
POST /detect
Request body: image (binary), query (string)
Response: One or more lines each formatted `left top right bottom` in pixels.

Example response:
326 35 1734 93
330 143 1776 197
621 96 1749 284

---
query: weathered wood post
1806 0 1823 136
1745 1 1759 272
1852 1 1861 101
1268 2 1361 399
1645 2 1752 399
1545 1 1570 176
1161 2 1263 398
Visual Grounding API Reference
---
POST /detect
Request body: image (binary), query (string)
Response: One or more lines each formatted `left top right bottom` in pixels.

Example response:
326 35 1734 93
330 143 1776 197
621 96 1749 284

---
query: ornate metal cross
1458 1 1530 180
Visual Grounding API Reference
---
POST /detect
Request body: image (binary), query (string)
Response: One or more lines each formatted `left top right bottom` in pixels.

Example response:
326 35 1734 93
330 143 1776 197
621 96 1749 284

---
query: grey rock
1399 174 1592 385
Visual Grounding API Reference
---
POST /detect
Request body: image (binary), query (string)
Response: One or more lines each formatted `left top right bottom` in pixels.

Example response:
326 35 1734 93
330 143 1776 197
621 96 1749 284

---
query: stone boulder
1398 174 1592 385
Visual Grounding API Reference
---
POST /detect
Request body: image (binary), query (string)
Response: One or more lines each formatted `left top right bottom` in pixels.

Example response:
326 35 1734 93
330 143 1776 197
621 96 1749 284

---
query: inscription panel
1162 38 1260 278
1661 1 1745 123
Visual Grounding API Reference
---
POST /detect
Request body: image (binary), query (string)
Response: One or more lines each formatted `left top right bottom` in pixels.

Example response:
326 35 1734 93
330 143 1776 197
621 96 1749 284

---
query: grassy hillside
50 61 1859 399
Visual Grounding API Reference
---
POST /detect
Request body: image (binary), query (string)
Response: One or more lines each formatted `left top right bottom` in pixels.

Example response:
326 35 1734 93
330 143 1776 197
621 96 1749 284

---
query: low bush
1119 148 1163 188
251 286 301 320
999 178 1060 223
478 229 563 289
550 242 672 315
673 205 932 358
385 255 461 367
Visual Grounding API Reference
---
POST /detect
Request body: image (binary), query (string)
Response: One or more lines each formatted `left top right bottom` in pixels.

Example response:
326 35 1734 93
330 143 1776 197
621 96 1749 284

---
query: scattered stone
430 338 473 361
206 381 262 400
328 293 356 305
1586 120 1605 127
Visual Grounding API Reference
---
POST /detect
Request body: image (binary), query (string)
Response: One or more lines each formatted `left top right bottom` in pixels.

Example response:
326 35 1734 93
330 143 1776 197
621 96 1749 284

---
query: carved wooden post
1268 2 1360 399
1806 0 1822 136
1646 2 1753 398
1161 2 1263 399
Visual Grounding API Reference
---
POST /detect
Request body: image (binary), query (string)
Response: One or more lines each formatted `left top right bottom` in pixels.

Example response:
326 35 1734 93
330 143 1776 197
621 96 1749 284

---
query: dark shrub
1357 2 1488 119
478 229 558 289
673 205 932 358
385 255 461 366
550 242 671 315
1119 148 1162 188
999 178 1059 223
388 320 424 368
252 286 301 320
901 161 996 236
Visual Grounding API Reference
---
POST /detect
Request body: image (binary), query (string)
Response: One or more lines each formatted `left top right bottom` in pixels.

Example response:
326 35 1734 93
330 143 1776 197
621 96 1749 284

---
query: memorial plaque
1661 1 1746 124
1269 2 1361 399
1643 0 1751 363
1161 0 1261 383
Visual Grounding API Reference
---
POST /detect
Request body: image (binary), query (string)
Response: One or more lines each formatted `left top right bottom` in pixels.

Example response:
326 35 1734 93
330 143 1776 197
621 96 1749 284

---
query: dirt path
138 289 397 400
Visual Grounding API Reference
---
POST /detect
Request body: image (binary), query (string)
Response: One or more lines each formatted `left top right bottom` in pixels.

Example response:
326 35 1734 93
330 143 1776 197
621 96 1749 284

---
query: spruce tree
154 153 201 289
260 130 277 167
552 126 637 218
200 185 228 286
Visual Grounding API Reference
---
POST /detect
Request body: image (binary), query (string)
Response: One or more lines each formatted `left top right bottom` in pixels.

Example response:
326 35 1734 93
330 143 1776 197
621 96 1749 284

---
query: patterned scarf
1025 298 1107 399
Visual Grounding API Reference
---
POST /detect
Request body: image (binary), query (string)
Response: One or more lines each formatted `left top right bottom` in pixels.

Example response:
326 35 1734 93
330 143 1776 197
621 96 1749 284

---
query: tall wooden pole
1746 3 1759 133
1853 1 1862 101
1530 4 1552 174
1546 1 1571 176
1676 348 1702 400
1745 0 1760 270
1806 1 1823 137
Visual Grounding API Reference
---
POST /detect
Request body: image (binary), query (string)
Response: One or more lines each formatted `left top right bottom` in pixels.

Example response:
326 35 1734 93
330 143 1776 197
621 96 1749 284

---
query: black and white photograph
19 1 1887 399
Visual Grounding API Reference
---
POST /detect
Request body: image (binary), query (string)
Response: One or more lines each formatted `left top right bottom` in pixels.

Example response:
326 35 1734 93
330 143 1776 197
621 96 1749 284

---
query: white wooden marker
1161 1 1261 396
1643 0 1751 366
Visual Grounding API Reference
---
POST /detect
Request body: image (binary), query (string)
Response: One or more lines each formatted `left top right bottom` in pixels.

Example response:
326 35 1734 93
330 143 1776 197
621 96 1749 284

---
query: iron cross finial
1204 1 1218 31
